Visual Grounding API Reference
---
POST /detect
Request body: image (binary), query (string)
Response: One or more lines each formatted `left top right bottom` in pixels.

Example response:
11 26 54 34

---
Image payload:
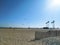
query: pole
46 21 49 28
51 20 55 29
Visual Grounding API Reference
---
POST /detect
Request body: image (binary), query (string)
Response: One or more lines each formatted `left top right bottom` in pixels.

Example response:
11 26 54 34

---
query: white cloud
46 0 60 11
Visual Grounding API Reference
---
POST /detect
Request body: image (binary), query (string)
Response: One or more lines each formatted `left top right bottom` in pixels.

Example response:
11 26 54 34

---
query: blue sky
0 0 60 28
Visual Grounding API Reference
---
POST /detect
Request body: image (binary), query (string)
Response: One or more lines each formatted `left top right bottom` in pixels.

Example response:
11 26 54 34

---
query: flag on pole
51 20 55 23
51 20 55 28
46 21 49 24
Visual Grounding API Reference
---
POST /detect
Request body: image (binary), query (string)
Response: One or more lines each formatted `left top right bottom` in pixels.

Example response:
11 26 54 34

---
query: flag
51 20 55 23
46 21 49 24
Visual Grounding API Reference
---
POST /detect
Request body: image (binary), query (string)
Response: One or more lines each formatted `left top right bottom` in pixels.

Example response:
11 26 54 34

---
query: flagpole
46 23 49 27
53 23 54 29
51 20 55 29
46 21 49 28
